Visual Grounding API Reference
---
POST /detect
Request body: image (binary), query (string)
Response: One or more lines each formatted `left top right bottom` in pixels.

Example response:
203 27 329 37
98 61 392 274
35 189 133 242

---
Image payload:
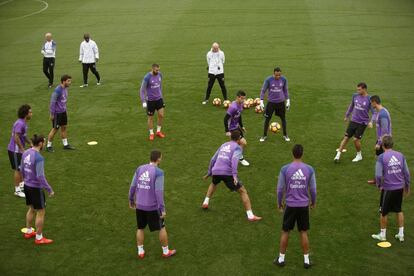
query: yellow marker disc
377 241 392 248
20 227 35 233
87 141 98 145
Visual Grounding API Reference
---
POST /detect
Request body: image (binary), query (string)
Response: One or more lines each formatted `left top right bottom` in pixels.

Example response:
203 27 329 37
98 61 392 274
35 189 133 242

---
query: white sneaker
395 233 404 242
283 136 290 142
80 84 88 88
371 233 386 241
259 136 267 142
202 100 208 105
352 154 363 162
240 159 250 166
96 82 101 86
14 190 25 198
334 152 341 162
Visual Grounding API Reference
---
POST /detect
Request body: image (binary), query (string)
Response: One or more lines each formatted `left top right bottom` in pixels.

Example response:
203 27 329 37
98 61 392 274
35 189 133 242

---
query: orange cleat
149 134 155 141
248 215 262 222
202 204 209 210
35 237 54 245
156 131 165 138
137 252 145 259
24 232 36 239
162 249 176 258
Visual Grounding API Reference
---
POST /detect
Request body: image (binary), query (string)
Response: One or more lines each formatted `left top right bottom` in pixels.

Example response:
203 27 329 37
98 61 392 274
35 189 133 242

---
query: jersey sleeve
139 74 150 103
283 77 289 99
208 148 220 176
35 153 53 193
231 147 242 177
155 168 165 212
308 166 317 205
277 166 288 207
128 172 138 203
375 155 384 188
260 78 270 100
345 94 355 118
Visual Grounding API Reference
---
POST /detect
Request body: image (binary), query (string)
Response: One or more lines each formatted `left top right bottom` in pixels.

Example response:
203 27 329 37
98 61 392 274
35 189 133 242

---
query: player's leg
300 231 311 268
135 209 146 258
159 227 176 257
148 115 155 140
81 63 89 87
274 207 293 266
59 113 73 150
239 137 249 166
396 212 404 242
9 151 24 197
34 189 52 244
372 189 388 241
203 74 216 104
260 102 275 142
217 73 228 100
278 231 289 260
136 229 145 256
352 138 363 162
298 207 311 268
49 58 54 87
202 180 219 209
24 206 36 239
237 186 261 221
42 58 51 84
156 102 165 138
47 127 58 152
275 102 289 141
90 63 101 84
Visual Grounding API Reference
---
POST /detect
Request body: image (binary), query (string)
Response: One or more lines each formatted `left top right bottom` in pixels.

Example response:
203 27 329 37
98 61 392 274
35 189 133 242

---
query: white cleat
96 82 101 86
240 159 250 166
352 155 363 162
283 136 290 142
334 152 341 162
80 84 88 88
371 233 386 241
14 190 25 198
395 234 404 242
202 100 208 105
259 136 267 142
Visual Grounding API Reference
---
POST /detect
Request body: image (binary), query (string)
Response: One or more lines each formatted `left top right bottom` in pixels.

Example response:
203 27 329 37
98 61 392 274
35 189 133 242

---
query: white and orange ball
255 105 264 113
243 101 251 109
223 100 231 108
269 122 281 133
254 98 261 106
212 98 222 106
247 98 254 106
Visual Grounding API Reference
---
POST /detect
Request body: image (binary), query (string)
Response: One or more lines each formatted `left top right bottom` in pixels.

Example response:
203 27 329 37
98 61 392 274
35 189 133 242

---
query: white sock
399 227 404 236
36 233 43 240
357 151 362 157
278 253 285 263
246 210 254 219
47 141 52 147
203 197 210 205
149 129 154 135
15 186 20 192
157 126 162 132
19 181 24 186
304 254 310 264
62 138 68 146
336 151 341 158
162 245 169 255
27 227 33 234
380 228 386 237
239 155 244 161
137 245 144 254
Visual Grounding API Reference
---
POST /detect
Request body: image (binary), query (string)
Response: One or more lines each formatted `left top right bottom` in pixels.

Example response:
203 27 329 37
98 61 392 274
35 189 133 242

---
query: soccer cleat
240 159 250 166
24 231 36 239
46 146 54 152
334 152 341 162
14 190 25 198
137 252 145 259
63 145 75 150
304 262 312 269
80 84 88 88
202 203 209 210
273 258 285 267
156 131 165 138
371 233 386 241
352 155 363 162
162 249 177 258
283 136 291 142
97 82 101 86
35 237 54 245
202 100 208 105
259 136 267 142
395 234 404 242
248 215 262 222
149 134 155 141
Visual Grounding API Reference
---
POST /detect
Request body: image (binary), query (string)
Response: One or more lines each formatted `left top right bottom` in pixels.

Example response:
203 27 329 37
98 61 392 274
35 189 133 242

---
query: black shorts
147 99 165 116
376 146 384 156
229 126 244 138
282 206 310 232
379 189 403 216
8 150 22 171
265 101 285 118
345 121 367 139
212 175 243 192
52 112 68 129
24 185 46 210
136 209 165 232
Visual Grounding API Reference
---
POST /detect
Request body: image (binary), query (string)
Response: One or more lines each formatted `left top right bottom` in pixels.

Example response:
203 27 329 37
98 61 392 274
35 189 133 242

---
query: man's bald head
212 42 219 52
45 33 52 41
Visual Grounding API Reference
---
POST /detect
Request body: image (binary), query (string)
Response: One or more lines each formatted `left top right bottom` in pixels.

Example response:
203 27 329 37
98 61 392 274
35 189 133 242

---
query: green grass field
1 0 414 275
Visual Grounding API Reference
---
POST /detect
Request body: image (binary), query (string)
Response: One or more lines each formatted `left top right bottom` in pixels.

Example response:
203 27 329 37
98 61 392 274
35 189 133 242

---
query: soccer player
368 95 392 184
22 134 55 245
46 74 75 152
140 64 166 141
202 42 227 104
275 144 316 269
41 33 56 88
371 136 410 242
334 82 374 162
201 130 262 221
79 33 100 87
259 67 291 142
7 104 32 198
128 150 176 259
224 90 249 166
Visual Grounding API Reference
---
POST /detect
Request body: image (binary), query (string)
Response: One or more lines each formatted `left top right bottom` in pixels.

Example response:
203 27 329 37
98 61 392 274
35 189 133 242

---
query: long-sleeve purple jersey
375 108 392 145
260 76 289 104
50 85 68 114
277 161 316 208
7 119 27 153
129 164 165 212
208 141 242 177
225 101 243 131
345 93 373 125
21 149 53 193
375 150 410 191
140 72 163 103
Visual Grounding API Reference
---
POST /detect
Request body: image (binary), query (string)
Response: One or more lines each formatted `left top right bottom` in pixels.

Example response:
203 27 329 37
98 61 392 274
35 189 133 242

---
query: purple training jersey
129 164 165 212
208 141 242 177
140 72 163 103
7 119 27 153
277 161 317 208
376 150 410 191
260 76 289 104
375 107 392 145
50 85 68 114
226 101 243 131
345 93 373 125
21 148 53 193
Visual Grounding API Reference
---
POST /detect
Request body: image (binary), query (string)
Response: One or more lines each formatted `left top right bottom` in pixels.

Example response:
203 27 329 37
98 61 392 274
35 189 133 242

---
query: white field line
0 0 48 22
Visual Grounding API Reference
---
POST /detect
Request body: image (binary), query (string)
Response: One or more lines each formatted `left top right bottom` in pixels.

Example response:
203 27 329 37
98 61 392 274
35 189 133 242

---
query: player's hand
129 201 136 209
242 127 246 133
404 188 410 197
260 100 265 109
344 117 348 122
368 122 373 128
49 114 54 121
225 132 231 137
142 102 147 109
311 203 316 209
160 212 166 219
375 144 381 150
203 174 209 180
233 177 238 186
286 99 290 110
278 205 284 213
49 191 55 197
95 58 99 62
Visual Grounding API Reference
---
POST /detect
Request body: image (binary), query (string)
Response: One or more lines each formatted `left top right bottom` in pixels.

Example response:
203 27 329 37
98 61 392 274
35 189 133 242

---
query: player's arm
14 133 25 152
128 173 138 208
139 77 148 108
35 155 54 196
224 113 231 133
93 41 99 61
309 170 317 208
284 78 290 109
260 79 269 101
206 148 219 178
231 148 242 184
276 169 286 210
79 42 83 62
155 169 166 216
239 114 244 129
206 51 210 66
344 95 355 120
52 41 56 55
402 158 410 194
221 51 225 64
49 91 60 119
41 43 46 55
377 117 390 145
375 156 384 189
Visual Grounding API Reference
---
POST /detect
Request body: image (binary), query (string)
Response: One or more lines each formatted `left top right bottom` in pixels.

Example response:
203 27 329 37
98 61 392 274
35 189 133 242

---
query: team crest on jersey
291 169 306 181
139 170 150 182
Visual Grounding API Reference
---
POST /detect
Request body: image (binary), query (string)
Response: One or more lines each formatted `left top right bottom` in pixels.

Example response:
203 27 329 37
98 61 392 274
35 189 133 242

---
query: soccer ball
255 105 264 113
212 98 222 106
269 122 281 133
243 101 251 109
254 98 261 106
247 98 254 106
223 100 231 108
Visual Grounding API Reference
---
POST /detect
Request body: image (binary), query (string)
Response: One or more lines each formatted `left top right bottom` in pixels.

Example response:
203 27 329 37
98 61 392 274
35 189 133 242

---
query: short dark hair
150 150 162 162
370 95 381 104
152 64 160 68
18 104 31 119
84 33 90 39
230 130 242 141
292 144 304 159
274 67 281 72
31 134 45 146
61 74 72 83
357 82 367 89
382 135 393 149
236 90 246 97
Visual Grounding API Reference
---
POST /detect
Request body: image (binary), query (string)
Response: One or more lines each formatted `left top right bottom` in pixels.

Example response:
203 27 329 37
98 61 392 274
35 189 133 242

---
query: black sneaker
304 262 312 269
63 145 75 150
273 258 285 267
46 146 54 152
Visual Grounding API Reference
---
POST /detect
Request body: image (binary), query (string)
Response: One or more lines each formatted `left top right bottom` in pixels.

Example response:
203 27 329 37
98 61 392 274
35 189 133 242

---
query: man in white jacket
41 33 56 88
202 42 227 104
79 33 101 87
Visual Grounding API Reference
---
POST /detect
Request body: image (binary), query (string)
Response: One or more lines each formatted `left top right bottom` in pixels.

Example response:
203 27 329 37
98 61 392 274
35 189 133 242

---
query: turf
1 0 414 275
